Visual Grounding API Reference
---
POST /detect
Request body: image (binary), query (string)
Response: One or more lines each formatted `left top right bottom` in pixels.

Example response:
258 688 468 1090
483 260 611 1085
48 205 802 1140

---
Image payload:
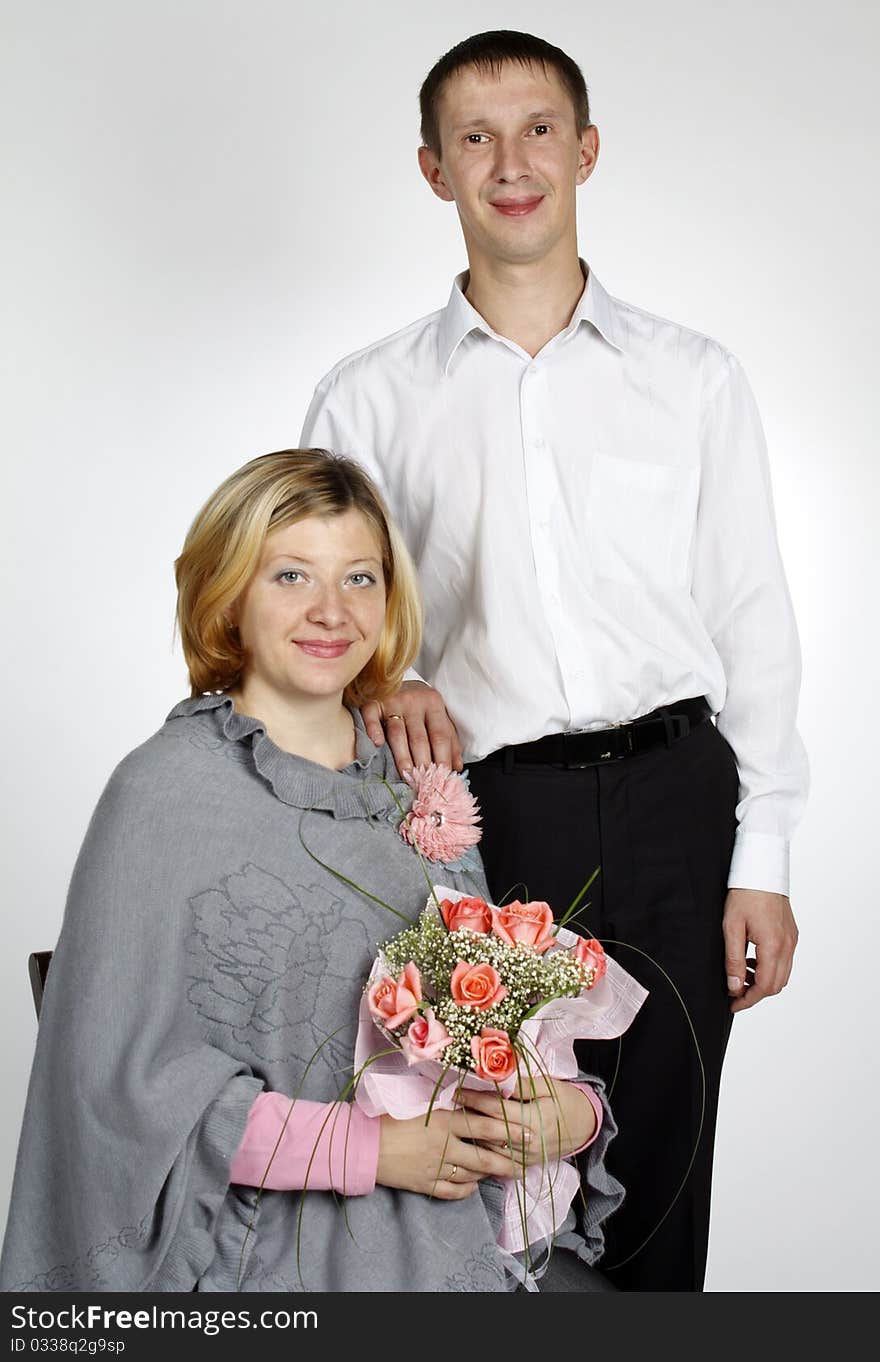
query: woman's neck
229 681 357 770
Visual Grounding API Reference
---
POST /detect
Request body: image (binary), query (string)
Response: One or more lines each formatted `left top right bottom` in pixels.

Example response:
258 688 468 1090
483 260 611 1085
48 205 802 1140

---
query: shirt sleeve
692 351 809 895
300 376 385 489
229 1092 381 1196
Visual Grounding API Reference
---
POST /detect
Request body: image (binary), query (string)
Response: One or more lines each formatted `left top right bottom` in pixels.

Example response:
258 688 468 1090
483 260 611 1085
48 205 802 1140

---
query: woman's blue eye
348 573 376 586
278 571 302 583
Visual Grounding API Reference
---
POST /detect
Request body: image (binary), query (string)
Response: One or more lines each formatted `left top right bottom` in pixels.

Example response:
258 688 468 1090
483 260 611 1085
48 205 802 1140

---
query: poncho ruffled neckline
167 692 412 821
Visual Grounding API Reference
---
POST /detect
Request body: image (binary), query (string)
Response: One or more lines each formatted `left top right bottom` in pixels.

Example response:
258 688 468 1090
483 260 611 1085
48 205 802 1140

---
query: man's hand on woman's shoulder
361 680 464 775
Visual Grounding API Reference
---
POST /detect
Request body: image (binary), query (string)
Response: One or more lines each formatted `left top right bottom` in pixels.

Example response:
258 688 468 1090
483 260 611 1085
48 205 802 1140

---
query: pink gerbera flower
399 763 482 863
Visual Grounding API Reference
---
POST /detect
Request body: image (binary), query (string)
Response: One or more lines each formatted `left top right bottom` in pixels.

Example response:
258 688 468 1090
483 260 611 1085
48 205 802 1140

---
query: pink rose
572 936 607 984
491 900 556 954
471 1027 517 1083
450 960 507 1011
440 896 493 935
367 962 422 1030
399 1008 454 1065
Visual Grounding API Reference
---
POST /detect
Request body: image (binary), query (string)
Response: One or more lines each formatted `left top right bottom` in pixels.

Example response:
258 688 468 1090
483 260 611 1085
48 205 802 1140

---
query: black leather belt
481 697 712 770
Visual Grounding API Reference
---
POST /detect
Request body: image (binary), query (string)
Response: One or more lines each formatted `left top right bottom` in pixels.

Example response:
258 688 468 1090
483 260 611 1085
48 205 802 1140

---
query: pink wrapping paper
354 887 649 1253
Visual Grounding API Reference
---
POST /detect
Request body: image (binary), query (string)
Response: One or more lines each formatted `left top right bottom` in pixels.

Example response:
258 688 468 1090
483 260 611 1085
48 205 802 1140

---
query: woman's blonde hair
175 449 423 705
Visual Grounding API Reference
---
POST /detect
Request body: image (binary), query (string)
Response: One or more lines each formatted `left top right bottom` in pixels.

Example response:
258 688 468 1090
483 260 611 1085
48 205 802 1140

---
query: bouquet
353 884 648 1259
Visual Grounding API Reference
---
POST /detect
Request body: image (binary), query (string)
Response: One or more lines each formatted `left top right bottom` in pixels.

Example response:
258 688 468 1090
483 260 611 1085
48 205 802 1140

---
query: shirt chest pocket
587 453 700 589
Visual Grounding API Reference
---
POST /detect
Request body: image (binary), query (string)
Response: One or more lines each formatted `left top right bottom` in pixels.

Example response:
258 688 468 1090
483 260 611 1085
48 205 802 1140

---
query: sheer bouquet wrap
353 885 648 1257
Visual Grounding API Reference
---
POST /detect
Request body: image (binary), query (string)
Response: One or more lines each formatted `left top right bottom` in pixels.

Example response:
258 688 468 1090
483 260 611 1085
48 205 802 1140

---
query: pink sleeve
229 1092 381 1196
566 1081 604 1155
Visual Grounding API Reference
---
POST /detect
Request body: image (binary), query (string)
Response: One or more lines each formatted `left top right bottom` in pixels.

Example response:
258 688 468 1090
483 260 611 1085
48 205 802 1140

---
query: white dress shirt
301 266 808 896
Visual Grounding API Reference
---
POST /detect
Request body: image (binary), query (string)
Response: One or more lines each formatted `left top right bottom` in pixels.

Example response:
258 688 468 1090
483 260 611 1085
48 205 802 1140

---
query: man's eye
531 124 551 136
466 133 489 144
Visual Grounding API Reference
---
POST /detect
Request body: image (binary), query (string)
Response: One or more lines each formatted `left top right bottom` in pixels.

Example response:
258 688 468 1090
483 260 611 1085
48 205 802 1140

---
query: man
301 30 807 1291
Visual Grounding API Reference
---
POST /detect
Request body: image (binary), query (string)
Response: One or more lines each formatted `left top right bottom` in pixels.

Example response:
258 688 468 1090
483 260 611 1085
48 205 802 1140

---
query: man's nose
491 134 532 183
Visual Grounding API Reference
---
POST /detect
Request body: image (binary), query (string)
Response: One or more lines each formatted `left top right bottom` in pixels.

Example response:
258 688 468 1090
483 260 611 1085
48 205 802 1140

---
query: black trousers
467 715 739 1292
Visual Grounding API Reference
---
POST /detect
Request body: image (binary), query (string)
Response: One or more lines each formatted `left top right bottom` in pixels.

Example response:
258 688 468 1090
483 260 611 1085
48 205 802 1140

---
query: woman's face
232 509 387 706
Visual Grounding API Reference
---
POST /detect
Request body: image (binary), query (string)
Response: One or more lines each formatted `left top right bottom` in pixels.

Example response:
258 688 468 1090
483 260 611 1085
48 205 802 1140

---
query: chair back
28 951 53 1020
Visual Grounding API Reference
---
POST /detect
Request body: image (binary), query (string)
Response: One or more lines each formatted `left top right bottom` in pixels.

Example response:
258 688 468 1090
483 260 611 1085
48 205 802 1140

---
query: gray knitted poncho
0 694 623 1292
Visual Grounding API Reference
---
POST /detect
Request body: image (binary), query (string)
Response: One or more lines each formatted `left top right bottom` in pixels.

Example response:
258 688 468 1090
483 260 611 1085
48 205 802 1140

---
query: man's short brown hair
419 29 591 156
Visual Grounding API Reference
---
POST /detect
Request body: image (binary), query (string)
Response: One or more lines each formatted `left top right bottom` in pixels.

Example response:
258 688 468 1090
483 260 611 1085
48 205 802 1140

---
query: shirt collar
438 260 626 373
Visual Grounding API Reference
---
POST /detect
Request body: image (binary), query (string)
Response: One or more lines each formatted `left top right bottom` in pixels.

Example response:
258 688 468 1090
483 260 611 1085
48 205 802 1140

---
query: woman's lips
490 196 544 217
295 640 352 658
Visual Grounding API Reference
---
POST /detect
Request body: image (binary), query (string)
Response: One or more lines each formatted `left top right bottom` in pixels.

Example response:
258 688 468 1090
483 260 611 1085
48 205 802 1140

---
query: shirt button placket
521 364 568 703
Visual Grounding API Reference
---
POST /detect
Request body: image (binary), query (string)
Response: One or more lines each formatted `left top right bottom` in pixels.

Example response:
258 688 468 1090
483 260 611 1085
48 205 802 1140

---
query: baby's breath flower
377 906 585 1069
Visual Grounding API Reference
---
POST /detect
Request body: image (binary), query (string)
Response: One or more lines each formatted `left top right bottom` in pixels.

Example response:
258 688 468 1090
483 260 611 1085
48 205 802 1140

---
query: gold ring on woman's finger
448 1164 458 1181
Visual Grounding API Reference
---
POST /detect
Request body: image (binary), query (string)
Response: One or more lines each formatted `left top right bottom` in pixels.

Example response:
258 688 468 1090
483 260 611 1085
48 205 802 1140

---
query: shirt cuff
566 1081 603 1155
727 830 791 895
229 1092 381 1196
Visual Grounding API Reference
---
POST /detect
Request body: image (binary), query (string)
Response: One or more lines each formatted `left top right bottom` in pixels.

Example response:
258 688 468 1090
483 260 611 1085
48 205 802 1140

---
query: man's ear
417 144 456 203
576 124 600 186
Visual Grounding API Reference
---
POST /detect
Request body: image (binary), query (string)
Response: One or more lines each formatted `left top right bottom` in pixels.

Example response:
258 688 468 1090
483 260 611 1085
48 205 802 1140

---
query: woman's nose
306 584 347 626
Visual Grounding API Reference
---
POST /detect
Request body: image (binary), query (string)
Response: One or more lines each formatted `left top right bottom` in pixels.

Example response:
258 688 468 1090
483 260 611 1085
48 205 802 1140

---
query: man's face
418 60 598 269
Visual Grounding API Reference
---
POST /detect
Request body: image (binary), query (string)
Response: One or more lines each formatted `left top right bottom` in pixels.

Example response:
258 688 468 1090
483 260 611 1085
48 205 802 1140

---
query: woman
0 450 622 1292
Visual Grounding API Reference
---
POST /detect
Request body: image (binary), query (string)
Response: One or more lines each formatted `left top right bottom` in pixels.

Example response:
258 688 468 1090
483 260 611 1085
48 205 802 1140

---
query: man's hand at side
723 888 799 1014
361 680 464 775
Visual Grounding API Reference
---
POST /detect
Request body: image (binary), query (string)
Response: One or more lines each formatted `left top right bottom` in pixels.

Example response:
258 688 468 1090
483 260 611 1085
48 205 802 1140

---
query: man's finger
423 712 455 768
731 948 778 1012
774 941 795 995
731 983 769 1013
722 913 748 997
781 946 796 989
361 700 386 747
384 714 414 775
403 718 432 769
424 707 464 769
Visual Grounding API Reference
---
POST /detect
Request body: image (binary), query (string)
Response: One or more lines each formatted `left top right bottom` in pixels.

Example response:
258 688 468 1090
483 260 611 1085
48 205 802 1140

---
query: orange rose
572 936 607 984
450 960 507 1011
366 962 423 1030
471 1027 517 1083
440 896 493 935
491 900 556 954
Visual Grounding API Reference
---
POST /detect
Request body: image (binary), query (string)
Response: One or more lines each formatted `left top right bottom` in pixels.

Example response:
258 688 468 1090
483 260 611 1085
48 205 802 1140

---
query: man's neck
463 247 586 358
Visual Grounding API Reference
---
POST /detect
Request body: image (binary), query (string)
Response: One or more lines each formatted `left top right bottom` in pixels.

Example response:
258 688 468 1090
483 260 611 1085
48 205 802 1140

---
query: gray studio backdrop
2 0 877 1291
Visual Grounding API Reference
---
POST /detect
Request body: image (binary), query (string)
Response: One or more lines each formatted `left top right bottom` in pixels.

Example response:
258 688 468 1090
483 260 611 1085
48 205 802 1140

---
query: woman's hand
375 1106 533 1201
457 1076 596 1164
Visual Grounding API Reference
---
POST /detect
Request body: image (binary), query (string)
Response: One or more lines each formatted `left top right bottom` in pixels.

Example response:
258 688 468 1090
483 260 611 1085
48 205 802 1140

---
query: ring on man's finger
385 714 404 721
